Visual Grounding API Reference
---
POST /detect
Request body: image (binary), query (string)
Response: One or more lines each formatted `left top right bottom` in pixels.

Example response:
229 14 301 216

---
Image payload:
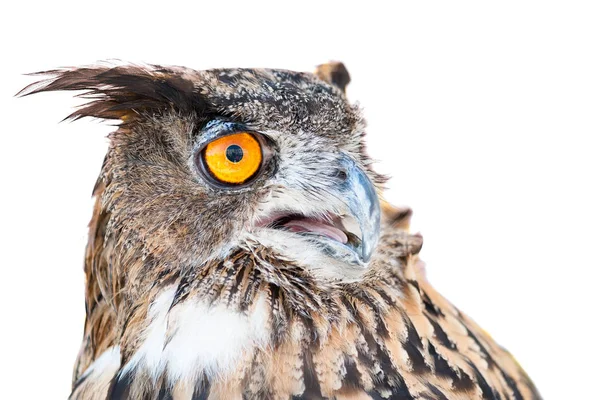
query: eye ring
195 131 271 188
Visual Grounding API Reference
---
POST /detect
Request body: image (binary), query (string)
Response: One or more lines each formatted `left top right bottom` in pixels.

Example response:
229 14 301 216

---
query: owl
19 62 541 400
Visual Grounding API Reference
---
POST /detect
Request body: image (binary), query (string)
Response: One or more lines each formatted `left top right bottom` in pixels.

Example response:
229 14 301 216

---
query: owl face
20 64 383 282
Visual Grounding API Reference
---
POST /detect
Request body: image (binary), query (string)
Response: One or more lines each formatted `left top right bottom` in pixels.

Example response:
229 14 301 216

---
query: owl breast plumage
19 62 541 400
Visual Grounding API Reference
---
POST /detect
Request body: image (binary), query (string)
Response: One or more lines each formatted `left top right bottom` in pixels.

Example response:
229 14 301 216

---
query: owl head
19 62 384 287
18 63 541 400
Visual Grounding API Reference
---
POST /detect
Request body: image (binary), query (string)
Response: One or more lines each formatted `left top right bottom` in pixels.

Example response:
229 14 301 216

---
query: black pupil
226 145 244 163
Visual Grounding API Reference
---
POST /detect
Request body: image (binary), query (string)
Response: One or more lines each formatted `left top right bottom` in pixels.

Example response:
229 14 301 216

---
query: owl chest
126 287 271 381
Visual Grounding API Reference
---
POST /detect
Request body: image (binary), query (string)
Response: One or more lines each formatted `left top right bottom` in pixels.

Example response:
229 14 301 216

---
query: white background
1 1 598 399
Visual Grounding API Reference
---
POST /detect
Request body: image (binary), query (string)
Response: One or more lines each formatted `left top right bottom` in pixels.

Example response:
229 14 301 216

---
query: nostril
335 169 348 181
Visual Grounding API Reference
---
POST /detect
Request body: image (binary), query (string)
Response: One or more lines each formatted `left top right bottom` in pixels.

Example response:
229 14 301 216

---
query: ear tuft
16 63 206 121
315 61 351 93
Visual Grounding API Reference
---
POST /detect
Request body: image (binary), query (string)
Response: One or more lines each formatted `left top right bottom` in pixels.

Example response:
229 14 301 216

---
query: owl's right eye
196 132 268 187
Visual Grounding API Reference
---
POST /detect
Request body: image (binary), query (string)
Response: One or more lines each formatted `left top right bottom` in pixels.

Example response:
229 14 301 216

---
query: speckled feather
18 63 540 400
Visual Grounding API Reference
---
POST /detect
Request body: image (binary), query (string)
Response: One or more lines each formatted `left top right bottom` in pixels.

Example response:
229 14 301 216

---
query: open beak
337 154 381 262
254 153 381 265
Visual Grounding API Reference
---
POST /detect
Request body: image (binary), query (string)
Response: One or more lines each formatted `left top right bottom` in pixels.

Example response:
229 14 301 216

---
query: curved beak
337 154 381 262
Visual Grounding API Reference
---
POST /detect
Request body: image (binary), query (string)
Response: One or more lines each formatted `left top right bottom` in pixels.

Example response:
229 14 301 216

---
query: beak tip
362 248 372 262
360 223 379 263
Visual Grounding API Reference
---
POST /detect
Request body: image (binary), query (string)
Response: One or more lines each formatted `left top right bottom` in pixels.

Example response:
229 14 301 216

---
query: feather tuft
16 63 208 121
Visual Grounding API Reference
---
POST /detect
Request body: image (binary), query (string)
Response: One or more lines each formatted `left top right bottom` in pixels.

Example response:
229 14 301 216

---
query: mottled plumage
19 62 540 400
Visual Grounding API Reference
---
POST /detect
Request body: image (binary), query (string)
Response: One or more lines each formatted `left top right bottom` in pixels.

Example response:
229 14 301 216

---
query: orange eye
201 132 263 185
